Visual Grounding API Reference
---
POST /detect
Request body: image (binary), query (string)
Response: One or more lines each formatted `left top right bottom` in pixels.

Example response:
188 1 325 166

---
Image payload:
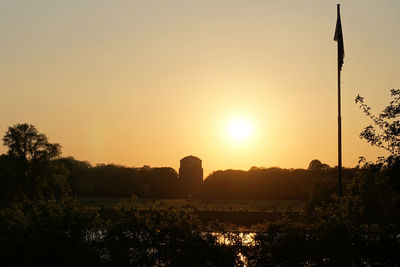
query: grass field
79 197 305 212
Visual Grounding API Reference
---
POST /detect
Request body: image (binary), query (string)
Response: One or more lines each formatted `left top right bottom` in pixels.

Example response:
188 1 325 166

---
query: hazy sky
1 0 399 176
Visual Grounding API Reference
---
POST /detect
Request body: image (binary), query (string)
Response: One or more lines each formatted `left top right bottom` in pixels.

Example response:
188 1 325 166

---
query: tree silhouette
1 123 69 202
355 89 400 157
308 159 330 171
3 123 61 162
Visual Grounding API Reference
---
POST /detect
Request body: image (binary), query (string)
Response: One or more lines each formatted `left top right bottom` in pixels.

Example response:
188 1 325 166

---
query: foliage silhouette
102 197 238 266
355 89 400 157
199 165 354 202
1 124 71 205
57 157 355 201
308 159 330 171
57 157 183 198
3 123 61 162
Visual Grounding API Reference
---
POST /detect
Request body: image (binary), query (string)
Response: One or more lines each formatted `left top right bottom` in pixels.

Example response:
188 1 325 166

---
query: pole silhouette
338 59 342 197
334 4 345 197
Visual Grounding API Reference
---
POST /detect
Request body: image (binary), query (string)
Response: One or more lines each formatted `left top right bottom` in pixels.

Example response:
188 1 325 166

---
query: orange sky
1 1 399 176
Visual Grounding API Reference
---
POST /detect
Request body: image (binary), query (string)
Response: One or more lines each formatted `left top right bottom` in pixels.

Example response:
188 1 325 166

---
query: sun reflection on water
211 232 256 267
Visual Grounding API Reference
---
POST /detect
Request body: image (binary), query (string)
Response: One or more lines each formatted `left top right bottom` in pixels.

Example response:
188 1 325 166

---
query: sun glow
228 118 254 142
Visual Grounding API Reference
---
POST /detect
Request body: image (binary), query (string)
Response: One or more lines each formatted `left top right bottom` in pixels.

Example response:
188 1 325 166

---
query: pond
86 230 256 266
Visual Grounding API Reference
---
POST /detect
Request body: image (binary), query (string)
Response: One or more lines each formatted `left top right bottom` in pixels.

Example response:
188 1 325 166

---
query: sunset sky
1 0 399 176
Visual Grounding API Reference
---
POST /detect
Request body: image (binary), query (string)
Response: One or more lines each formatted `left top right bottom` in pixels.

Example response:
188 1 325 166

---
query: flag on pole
334 5 345 72
334 4 344 197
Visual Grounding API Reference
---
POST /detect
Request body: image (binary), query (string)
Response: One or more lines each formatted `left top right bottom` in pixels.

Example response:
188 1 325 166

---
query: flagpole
337 4 343 197
338 56 342 197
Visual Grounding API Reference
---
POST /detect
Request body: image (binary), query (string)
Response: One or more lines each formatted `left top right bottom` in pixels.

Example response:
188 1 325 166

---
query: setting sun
228 118 254 142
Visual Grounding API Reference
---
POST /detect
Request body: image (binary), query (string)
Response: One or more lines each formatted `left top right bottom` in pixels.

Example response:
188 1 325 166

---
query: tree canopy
3 123 61 162
0 123 69 203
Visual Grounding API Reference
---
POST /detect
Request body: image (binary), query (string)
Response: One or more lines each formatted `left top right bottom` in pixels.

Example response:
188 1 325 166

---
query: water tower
179 155 203 196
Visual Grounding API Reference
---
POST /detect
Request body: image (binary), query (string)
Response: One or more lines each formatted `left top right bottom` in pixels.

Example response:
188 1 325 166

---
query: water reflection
211 232 256 266
212 232 256 246
87 230 256 266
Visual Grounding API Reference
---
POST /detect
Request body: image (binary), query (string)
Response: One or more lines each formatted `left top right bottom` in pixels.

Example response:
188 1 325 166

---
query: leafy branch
355 89 400 156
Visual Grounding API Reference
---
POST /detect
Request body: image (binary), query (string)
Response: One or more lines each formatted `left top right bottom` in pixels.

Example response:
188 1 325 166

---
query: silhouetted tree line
18 151 353 201
0 125 358 202
197 164 355 200
57 158 183 198
54 157 357 201
54 156 355 201
1 124 359 203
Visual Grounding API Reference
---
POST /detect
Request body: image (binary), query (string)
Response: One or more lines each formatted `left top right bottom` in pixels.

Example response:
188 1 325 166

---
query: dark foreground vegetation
1 90 400 266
